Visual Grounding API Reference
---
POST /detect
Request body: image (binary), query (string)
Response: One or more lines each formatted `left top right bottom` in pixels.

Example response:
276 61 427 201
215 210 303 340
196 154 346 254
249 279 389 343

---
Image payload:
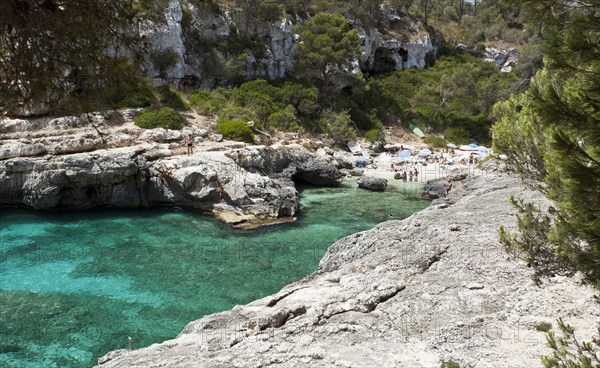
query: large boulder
422 178 447 199
292 154 343 186
357 176 387 191
422 173 467 199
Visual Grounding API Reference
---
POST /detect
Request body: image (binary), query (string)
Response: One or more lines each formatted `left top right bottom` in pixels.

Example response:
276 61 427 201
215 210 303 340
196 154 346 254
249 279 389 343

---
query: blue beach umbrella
468 142 478 148
477 146 488 153
355 157 369 162
398 150 411 158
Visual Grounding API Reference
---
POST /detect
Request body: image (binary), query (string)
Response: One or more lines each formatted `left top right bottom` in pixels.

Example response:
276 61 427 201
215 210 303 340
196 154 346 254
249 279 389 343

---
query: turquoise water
0 180 429 367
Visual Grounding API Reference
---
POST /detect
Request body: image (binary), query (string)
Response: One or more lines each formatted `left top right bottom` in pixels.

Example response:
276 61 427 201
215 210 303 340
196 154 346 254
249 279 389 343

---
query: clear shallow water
0 180 429 367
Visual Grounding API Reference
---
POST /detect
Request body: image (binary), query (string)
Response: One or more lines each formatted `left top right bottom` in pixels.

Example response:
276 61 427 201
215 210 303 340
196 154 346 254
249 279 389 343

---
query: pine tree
295 12 361 90
493 0 600 287
0 0 166 114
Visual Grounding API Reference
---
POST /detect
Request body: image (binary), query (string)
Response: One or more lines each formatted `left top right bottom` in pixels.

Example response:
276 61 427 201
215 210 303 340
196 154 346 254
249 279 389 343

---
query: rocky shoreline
95 172 598 367
0 111 345 228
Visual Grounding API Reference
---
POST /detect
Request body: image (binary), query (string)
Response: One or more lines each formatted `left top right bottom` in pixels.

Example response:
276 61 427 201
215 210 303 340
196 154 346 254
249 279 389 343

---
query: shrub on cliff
189 90 227 115
321 110 357 146
134 106 184 130
541 318 600 367
365 128 384 142
424 135 447 148
217 120 254 143
157 85 191 111
444 127 471 145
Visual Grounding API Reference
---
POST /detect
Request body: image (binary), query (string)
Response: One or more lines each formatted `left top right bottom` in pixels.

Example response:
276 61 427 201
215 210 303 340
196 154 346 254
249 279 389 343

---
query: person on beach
185 134 194 156
445 179 452 195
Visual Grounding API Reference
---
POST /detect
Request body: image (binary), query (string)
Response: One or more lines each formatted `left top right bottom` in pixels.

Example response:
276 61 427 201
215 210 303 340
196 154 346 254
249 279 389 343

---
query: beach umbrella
355 157 369 162
477 146 488 153
468 142 478 148
446 143 457 149
398 150 411 158
418 149 432 157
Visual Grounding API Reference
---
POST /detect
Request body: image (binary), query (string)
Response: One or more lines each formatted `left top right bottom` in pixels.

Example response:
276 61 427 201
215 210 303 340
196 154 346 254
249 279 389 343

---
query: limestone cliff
0 112 342 228
143 0 440 87
96 173 598 367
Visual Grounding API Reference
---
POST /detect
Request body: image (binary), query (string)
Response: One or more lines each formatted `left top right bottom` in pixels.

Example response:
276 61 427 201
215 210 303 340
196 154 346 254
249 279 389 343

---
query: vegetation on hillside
493 0 600 290
187 49 513 146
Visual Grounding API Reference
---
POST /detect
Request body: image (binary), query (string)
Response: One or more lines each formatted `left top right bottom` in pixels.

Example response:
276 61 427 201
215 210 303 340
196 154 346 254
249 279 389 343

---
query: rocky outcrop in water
96 173 598 368
0 112 341 228
357 176 388 191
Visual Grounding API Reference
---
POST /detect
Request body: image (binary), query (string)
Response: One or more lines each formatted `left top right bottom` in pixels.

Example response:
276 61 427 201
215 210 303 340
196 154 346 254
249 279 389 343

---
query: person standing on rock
445 179 452 195
235 150 244 172
185 134 194 156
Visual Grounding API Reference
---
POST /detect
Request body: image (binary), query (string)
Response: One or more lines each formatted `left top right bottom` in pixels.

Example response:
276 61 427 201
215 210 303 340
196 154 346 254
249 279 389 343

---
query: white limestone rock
0 142 47 160
95 174 598 368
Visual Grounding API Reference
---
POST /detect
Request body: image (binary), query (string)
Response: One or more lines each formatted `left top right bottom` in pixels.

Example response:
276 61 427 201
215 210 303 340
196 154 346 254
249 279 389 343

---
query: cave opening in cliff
373 49 397 73
399 48 408 66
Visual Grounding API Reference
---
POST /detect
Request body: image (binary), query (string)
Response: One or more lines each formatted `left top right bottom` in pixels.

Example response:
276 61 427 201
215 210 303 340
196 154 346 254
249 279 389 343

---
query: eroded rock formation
0 112 341 228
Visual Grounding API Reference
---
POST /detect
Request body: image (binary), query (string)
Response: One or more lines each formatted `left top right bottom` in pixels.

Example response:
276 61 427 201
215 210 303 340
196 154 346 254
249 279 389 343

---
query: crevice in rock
246 306 307 331
419 247 449 273
266 287 307 307
319 285 406 322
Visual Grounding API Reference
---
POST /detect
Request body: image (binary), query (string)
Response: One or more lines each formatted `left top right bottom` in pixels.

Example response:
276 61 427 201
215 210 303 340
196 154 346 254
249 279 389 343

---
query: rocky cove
93 170 599 368
1 110 598 367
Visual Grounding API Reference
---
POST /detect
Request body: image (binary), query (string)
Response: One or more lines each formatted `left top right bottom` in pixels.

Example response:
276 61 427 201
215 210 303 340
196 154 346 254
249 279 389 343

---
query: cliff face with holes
96 173 598 367
142 0 441 87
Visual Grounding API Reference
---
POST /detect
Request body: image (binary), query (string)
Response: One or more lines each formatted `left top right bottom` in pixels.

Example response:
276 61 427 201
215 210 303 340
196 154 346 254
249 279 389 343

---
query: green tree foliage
498 197 575 284
359 53 515 144
365 128 385 142
493 0 600 288
189 89 228 115
134 106 184 130
268 105 300 131
418 0 529 46
156 85 191 111
0 0 167 113
295 12 361 89
192 79 321 133
216 120 255 143
321 109 357 145
424 135 447 148
541 318 600 368
150 48 180 79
